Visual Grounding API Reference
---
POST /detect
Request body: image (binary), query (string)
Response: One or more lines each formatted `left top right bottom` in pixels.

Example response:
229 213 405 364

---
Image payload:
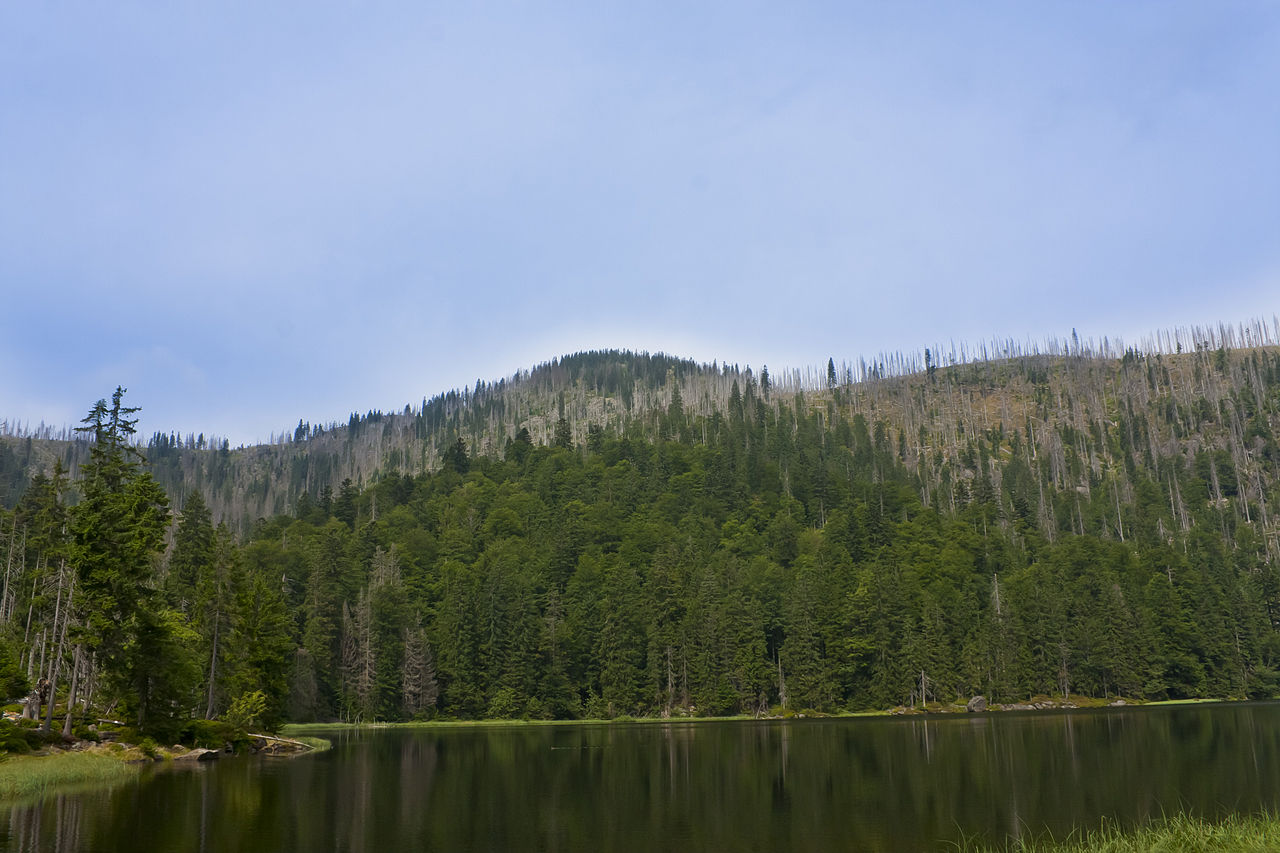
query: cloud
3 2 1279 444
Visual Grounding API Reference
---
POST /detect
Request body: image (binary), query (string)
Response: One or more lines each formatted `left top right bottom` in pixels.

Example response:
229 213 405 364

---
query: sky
2 2 1278 446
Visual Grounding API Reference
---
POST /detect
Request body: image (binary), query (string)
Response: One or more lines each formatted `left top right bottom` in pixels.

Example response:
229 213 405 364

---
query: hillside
3 317 1280 731
5 319 1280 552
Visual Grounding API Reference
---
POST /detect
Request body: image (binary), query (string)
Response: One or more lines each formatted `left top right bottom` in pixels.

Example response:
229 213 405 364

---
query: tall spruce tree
71 388 195 736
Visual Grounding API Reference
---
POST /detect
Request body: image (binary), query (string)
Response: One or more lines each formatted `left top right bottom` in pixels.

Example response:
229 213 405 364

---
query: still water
5 703 1280 852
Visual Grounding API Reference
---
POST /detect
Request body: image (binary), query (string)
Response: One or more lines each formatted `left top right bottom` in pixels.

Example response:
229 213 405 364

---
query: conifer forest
5 320 1280 735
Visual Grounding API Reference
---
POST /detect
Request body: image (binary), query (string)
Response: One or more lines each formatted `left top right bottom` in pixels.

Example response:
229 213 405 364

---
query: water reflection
4 704 1280 852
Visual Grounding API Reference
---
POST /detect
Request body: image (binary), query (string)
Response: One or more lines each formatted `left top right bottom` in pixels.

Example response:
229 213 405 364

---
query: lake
5 702 1280 852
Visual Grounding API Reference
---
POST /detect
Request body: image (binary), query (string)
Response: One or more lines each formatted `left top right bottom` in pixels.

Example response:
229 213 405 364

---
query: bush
0 720 32 754
34 727 62 747
72 723 99 743
583 692 607 720
224 691 268 732
486 687 521 720
0 719 64 753
0 638 29 701
111 726 142 746
181 719 237 750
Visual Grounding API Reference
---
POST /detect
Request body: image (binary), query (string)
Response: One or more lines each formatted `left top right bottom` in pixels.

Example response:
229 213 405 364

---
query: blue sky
3 2 1278 445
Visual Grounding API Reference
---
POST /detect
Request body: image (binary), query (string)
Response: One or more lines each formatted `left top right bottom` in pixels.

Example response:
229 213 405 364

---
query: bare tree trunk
776 654 787 711
83 652 97 714
1 517 20 625
205 612 221 719
23 562 41 655
41 566 72 732
62 646 82 739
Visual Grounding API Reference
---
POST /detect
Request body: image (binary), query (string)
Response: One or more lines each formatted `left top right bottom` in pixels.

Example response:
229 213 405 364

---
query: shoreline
0 735 326 803
0 750 139 802
281 695 1242 734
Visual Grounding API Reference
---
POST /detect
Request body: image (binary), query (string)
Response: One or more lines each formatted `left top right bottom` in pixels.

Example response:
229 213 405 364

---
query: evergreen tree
168 490 214 615
224 566 294 730
71 388 194 737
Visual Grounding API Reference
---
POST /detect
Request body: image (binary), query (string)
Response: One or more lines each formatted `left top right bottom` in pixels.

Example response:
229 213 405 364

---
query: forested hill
5 320 1280 733
0 351 719 530
5 319 1280 543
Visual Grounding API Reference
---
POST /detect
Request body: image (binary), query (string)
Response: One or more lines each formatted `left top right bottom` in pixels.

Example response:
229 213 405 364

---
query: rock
1110 699 1126 707
174 748 219 762
966 695 988 712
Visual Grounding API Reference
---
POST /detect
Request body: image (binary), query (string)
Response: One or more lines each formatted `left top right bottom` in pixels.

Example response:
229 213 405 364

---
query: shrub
0 639 29 701
224 691 268 732
181 719 236 750
0 719 64 752
72 723 99 743
486 687 521 720
0 720 32 754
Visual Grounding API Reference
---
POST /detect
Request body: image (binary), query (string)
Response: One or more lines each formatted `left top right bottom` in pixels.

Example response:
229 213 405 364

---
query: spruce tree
71 388 195 736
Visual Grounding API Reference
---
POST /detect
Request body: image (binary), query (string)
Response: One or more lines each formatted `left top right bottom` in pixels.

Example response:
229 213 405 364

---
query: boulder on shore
966 695 988 712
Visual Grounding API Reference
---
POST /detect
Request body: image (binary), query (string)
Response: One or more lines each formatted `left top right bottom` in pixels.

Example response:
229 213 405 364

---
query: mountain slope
6 319 1280 728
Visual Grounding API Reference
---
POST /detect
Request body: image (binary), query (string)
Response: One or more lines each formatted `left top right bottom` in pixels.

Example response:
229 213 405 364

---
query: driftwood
250 734 317 756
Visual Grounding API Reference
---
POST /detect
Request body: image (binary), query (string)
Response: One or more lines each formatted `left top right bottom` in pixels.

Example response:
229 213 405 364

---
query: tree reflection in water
3 705 1280 852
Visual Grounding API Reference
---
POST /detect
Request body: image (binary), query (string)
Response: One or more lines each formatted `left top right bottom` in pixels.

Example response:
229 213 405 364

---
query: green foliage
181 718 238 750
223 564 293 729
0 719 63 754
167 491 214 613
0 638 29 700
9 346 1280 729
224 690 268 732
0 720 32 754
72 388 184 737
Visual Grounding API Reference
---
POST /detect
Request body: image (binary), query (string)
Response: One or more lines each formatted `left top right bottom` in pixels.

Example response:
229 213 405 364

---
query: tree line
4 340 1280 733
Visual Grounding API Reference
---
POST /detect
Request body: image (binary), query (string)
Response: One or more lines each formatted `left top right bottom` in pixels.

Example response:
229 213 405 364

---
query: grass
282 716 761 735
290 736 331 752
0 751 138 801
965 813 1280 852
279 697 1253 740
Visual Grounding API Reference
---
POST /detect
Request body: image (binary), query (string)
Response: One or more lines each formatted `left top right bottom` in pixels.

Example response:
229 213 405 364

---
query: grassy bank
281 698 1240 735
284 736 331 752
283 715 761 734
0 751 137 801
971 813 1280 852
